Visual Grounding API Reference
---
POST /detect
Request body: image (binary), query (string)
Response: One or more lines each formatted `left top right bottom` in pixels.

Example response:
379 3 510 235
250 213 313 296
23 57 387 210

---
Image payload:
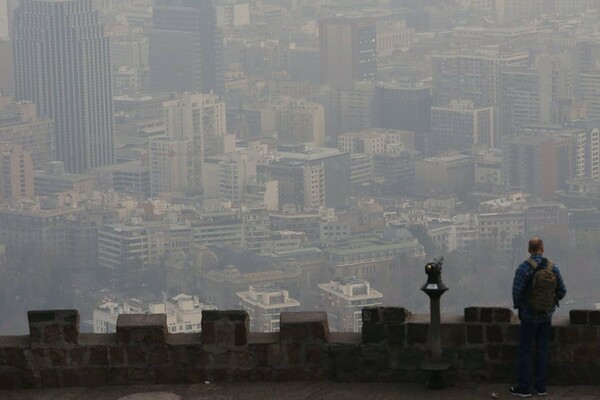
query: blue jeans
518 320 551 391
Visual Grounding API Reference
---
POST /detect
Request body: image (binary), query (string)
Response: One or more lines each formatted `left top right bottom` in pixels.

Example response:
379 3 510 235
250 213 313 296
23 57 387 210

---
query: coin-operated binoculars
420 257 450 389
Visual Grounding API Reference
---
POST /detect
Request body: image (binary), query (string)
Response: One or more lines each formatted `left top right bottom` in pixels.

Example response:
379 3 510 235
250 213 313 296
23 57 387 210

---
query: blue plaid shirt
512 254 567 323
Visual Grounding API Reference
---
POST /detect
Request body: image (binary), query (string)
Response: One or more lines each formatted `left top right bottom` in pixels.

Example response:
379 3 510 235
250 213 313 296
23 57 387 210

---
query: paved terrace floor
1 382 599 400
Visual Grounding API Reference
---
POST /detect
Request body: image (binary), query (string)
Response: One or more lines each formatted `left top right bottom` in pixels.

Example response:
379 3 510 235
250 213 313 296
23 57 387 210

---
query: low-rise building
236 284 300 332
318 276 383 332
93 294 217 334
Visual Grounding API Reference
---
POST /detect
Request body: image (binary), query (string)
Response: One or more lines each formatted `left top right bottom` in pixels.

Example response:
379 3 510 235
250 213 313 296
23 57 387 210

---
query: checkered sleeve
554 265 567 301
512 263 530 309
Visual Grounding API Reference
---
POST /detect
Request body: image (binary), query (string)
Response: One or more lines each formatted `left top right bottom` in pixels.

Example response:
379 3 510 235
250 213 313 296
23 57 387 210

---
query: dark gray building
149 0 224 94
13 0 115 174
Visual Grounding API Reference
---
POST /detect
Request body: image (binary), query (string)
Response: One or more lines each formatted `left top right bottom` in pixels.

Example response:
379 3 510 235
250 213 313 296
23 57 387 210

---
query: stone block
382 307 411 323
441 324 465 347
362 307 383 325
4 348 26 369
130 367 153 384
63 369 82 387
155 365 181 384
39 368 60 387
466 325 483 344
80 368 108 387
493 308 513 323
109 346 125 365
486 325 503 343
558 326 580 345
590 311 600 326
570 310 589 325
387 323 406 346
501 345 518 362
69 347 86 366
505 325 520 343
487 344 501 361
280 312 329 342
28 310 79 346
48 348 66 367
464 307 479 322
362 323 386 344
406 323 428 345
286 343 302 365
89 347 108 366
0 367 16 389
116 314 167 344
126 346 147 365
108 367 129 385
201 310 248 347
480 308 493 323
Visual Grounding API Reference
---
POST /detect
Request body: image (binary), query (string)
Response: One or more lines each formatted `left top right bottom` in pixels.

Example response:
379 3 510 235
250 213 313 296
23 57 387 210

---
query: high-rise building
501 133 574 200
431 48 528 107
374 82 433 134
0 144 34 201
0 0 8 40
13 0 115 174
319 17 377 88
325 82 376 145
149 135 189 196
499 65 553 137
430 100 495 154
149 0 224 94
162 92 228 194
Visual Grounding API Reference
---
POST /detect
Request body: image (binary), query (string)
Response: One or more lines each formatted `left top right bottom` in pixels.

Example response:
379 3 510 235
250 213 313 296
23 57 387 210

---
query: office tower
499 66 553 137
0 144 34 201
149 0 224 94
374 82 432 133
0 0 8 40
501 133 575 200
319 17 377 88
431 48 528 107
325 82 376 145
374 82 433 153
13 0 115 174
0 40 12 96
500 53 573 138
162 92 228 194
430 100 495 154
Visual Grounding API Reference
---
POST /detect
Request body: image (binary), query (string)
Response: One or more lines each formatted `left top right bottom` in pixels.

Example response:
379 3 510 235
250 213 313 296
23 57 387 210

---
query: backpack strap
526 257 538 270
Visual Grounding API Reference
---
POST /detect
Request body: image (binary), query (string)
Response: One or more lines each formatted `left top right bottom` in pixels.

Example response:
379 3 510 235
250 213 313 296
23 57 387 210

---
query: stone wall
0 307 599 389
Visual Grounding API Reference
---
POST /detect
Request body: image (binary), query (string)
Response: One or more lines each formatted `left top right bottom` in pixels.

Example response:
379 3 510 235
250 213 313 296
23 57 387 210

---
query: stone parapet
0 307 598 389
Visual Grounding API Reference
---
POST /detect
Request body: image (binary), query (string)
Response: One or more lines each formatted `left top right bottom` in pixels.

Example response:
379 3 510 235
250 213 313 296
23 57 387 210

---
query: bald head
528 237 544 254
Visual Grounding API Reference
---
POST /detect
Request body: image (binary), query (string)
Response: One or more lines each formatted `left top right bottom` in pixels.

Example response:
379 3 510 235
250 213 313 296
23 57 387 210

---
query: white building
236 284 300 332
318 276 383 333
93 294 217 334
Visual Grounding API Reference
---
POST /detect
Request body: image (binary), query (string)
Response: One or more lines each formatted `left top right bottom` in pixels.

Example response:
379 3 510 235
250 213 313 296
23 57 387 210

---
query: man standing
510 237 567 398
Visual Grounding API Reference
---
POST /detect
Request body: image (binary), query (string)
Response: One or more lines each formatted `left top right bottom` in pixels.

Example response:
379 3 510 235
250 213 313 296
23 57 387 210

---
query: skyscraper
13 0 115 173
319 17 377 89
149 0 224 94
